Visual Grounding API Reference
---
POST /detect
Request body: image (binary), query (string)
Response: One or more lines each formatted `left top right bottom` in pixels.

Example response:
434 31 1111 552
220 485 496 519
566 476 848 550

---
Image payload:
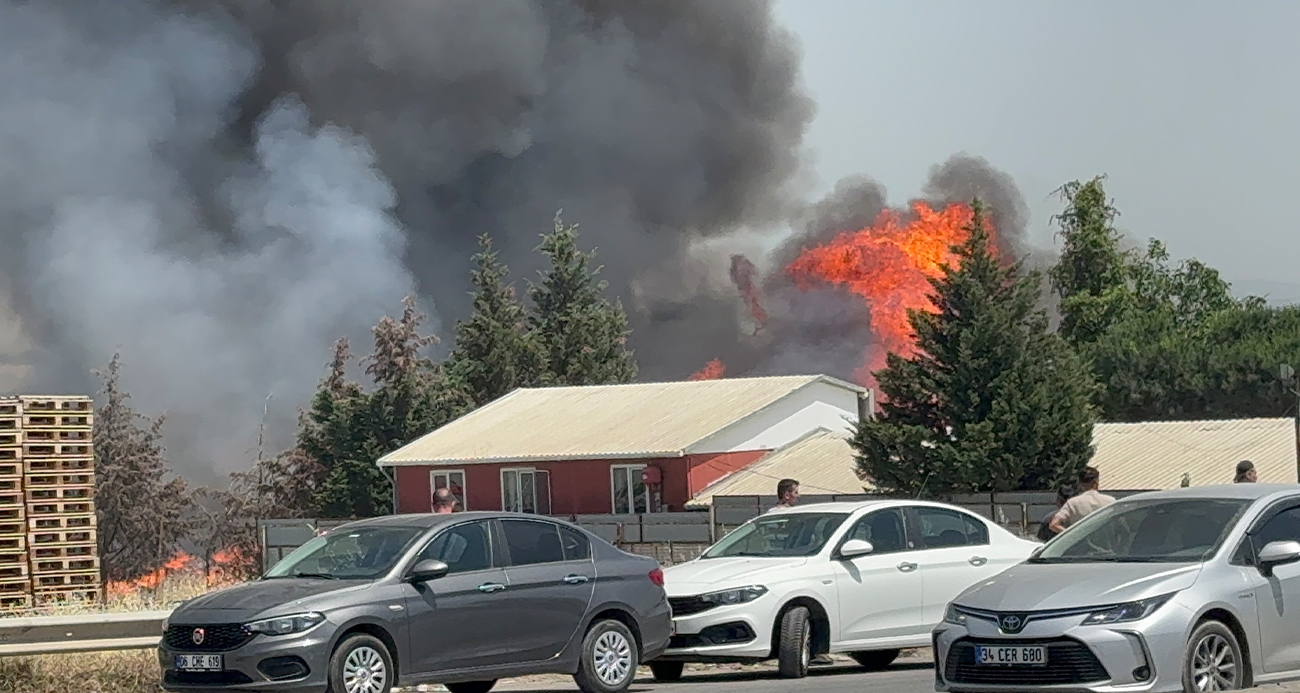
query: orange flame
688 359 726 380
786 201 992 383
105 547 252 597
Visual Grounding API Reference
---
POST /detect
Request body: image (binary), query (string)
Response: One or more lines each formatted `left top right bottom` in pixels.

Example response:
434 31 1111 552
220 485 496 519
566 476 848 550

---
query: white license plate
974 645 1047 666
174 654 224 671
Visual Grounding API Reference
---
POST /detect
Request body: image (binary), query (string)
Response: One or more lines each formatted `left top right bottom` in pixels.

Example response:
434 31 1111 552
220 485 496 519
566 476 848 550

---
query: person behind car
1037 484 1076 542
1048 466 1114 535
775 478 800 508
1234 459 1258 483
432 487 458 514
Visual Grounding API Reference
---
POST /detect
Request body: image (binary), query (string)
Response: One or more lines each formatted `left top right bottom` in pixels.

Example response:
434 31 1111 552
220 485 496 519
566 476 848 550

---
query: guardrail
0 609 171 656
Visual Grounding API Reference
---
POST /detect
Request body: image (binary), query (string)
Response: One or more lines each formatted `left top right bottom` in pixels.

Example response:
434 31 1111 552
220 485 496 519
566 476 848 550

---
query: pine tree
528 212 637 385
93 353 194 580
447 234 543 406
1049 176 1133 345
852 200 1099 496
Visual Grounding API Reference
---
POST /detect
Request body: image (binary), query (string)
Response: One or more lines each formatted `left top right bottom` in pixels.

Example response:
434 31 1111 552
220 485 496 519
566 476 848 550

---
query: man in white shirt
1049 466 1115 535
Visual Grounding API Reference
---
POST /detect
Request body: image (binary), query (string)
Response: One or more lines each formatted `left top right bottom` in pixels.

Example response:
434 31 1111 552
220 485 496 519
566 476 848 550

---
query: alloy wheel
592 629 633 687
1191 633 1237 691
343 645 388 693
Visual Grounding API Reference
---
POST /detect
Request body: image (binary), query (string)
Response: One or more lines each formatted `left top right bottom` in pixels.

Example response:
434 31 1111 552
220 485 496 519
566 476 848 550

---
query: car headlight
943 604 968 625
699 585 768 606
1081 594 1175 626
244 612 326 636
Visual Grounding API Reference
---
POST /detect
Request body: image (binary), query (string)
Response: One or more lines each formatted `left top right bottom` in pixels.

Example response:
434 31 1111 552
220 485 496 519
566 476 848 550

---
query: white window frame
429 469 467 512
501 467 552 514
610 464 650 515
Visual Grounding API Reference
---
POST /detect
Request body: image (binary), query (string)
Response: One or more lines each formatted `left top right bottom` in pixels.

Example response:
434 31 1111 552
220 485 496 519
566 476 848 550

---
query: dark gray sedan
157 512 672 693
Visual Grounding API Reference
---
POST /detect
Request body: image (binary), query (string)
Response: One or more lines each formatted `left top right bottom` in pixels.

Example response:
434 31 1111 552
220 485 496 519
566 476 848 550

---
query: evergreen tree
93 353 194 580
1049 176 1133 345
528 212 637 385
447 234 543 405
852 200 1099 496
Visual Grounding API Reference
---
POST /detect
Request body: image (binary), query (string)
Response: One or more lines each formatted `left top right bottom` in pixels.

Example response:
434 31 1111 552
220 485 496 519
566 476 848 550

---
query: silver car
158 512 671 693
933 483 1300 693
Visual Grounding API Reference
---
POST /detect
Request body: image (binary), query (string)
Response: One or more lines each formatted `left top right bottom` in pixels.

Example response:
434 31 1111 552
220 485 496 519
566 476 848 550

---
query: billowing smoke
0 0 814 480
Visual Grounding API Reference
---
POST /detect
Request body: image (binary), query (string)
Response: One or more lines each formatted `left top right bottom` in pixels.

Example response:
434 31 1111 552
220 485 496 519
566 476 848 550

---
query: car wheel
1183 620 1244 692
650 661 685 681
328 633 393 693
445 682 497 693
776 606 812 679
850 649 900 671
574 619 639 693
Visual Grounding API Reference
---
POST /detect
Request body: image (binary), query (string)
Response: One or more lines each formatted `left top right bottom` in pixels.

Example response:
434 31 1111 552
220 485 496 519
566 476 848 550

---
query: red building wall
392 449 770 515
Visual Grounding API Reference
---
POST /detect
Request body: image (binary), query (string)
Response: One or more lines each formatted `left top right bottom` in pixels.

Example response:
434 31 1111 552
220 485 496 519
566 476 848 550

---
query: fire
786 201 992 383
729 255 768 334
688 359 726 380
105 547 252 597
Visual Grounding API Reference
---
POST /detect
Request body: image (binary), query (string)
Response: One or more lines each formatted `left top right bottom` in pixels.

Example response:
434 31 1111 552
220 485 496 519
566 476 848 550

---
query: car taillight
648 567 664 587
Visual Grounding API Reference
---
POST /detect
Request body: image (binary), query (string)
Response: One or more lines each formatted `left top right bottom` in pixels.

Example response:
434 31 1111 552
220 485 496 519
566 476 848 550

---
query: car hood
953 561 1203 612
171 578 374 623
663 557 807 596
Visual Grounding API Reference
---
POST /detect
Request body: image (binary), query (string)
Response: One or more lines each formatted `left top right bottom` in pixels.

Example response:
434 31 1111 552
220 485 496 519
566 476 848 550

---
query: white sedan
653 500 1038 681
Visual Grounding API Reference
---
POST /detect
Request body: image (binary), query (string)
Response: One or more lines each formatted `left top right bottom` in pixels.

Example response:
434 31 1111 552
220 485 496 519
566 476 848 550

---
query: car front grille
668 596 715 617
164 623 255 652
163 670 254 686
944 637 1110 686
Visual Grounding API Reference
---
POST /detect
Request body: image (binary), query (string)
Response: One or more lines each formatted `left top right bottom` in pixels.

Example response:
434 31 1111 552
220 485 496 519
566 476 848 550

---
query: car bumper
158 630 334 692
932 605 1191 693
658 597 774 661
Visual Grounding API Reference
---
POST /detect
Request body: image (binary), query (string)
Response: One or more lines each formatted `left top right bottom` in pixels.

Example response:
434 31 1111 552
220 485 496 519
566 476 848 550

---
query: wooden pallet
0 535 25 552
31 556 99 573
0 402 18 417
22 429 90 443
0 418 17 432
28 513 95 531
33 587 101 606
30 543 95 560
24 457 92 474
0 551 26 568
0 433 15 446
0 520 24 537
0 594 31 612
24 486 93 503
0 506 23 522
25 473 93 488
29 528 96 546
0 448 19 463
0 478 19 493
23 443 91 458
0 462 20 477
0 492 20 507
32 570 99 588
27 500 92 516
0 563 29 580
21 414 93 429
18 396 92 413
0 578 31 596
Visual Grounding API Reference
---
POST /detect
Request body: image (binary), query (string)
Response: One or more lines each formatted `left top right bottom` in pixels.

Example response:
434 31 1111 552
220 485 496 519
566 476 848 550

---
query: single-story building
1090 417 1298 491
686 428 870 508
377 375 871 515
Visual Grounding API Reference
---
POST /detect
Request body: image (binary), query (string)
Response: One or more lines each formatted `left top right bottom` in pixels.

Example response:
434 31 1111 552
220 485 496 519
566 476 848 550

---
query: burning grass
1 556 246 693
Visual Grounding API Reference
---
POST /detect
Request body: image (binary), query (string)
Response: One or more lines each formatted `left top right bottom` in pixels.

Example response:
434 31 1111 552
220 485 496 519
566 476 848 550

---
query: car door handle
477 582 507 593
897 561 918 573
563 574 590 585
969 556 987 566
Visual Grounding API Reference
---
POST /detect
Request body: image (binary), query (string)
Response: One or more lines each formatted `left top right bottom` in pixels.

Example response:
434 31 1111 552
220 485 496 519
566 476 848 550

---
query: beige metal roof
687 429 870 507
378 375 864 466
1091 417 1298 491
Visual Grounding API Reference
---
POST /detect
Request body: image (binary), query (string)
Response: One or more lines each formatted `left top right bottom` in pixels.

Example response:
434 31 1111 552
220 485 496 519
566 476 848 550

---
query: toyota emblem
191 628 206 645
998 614 1026 634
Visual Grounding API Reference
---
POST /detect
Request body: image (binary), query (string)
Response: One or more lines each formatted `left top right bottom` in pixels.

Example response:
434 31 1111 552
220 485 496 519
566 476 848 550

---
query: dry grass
0 573 225 693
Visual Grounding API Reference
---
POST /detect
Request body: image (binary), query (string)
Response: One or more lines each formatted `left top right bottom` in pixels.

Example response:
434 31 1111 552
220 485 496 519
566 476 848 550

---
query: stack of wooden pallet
0 398 28 611
0 395 100 611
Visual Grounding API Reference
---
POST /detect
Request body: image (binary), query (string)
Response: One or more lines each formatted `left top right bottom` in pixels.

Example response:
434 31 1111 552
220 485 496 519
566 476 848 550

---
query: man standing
1037 484 1076 542
1234 460 1258 483
775 478 800 508
432 487 458 514
1049 466 1115 535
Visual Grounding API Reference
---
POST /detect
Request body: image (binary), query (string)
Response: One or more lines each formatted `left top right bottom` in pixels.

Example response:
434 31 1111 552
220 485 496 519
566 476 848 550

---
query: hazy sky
774 1 1300 299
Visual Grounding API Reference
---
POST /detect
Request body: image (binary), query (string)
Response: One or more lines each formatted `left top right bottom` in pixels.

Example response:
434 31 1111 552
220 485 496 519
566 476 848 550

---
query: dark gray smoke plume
0 0 815 481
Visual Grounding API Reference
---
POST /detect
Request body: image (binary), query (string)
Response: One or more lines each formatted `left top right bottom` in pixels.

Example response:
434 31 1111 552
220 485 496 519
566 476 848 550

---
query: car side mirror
839 539 874 559
1258 540 1300 577
408 559 449 583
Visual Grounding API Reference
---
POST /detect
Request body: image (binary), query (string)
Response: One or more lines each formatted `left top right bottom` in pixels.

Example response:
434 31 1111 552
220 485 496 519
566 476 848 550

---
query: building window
501 468 551 514
611 465 649 515
430 470 466 511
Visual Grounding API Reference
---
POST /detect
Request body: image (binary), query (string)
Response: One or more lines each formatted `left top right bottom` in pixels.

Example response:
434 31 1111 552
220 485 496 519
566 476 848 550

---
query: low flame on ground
786 201 993 384
688 359 726 380
105 547 251 598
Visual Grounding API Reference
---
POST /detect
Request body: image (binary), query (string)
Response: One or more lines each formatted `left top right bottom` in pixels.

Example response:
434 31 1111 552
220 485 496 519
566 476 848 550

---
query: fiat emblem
192 628 206 645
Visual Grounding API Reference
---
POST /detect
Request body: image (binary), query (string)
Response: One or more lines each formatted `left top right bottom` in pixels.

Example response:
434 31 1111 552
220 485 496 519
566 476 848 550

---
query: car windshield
264 526 425 580
1031 498 1250 564
702 512 849 559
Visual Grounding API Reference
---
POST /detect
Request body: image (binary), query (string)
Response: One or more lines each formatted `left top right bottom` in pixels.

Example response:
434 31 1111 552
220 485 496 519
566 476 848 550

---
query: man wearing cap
1235 460 1258 483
